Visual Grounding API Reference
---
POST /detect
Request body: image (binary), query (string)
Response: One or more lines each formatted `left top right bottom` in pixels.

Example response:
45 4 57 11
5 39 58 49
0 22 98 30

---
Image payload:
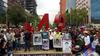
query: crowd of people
0 26 100 56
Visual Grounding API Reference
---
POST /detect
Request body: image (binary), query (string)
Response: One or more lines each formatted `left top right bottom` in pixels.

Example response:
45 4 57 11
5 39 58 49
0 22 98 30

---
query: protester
54 29 62 51
83 31 91 52
49 29 55 50
95 31 100 55
14 29 21 50
23 30 31 51
0 26 100 56
0 30 7 56
20 30 25 49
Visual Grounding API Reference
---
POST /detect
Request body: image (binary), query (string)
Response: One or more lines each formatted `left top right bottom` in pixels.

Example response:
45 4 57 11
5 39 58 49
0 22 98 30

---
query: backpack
90 35 94 43
75 37 85 47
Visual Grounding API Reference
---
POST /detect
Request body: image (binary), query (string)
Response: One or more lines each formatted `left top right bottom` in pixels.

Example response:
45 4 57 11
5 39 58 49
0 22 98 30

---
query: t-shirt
63 33 71 40
24 32 31 40
84 36 90 46
0 34 6 48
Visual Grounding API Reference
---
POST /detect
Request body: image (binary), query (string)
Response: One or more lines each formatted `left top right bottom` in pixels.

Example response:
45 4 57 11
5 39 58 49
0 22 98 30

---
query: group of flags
23 13 65 32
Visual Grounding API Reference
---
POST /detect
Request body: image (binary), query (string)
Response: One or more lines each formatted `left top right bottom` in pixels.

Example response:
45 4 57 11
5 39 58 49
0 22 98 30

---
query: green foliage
66 8 87 26
0 12 6 24
7 3 40 28
28 14 40 29
50 23 57 29
7 4 27 26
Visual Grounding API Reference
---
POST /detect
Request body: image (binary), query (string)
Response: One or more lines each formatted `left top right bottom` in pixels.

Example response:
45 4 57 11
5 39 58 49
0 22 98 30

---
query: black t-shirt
24 32 31 40
14 33 21 38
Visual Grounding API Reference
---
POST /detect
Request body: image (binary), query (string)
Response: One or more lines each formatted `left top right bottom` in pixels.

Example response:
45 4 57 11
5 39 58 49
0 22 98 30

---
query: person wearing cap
72 34 85 55
83 31 91 52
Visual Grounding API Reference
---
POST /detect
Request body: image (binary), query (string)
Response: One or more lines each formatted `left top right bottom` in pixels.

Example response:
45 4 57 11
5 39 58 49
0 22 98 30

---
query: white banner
42 39 49 50
33 33 42 45
63 40 72 53
53 38 62 48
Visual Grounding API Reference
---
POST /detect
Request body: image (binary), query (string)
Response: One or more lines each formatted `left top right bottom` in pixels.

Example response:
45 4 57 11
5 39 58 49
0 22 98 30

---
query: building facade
0 0 5 14
91 0 100 23
76 0 91 24
59 0 66 25
60 0 66 15
20 0 37 14
8 0 37 15
66 0 76 11
76 0 90 10
76 0 100 24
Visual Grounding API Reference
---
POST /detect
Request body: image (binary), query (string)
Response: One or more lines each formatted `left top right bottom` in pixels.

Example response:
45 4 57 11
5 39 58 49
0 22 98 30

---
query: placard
63 40 72 53
53 38 62 48
41 32 49 39
33 33 42 45
42 39 49 50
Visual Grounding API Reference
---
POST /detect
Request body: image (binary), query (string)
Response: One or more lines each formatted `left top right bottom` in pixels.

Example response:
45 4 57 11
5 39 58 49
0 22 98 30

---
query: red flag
23 22 34 32
56 16 65 32
38 14 49 31
54 14 60 24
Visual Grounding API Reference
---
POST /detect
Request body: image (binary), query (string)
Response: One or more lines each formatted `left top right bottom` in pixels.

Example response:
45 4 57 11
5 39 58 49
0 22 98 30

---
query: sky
66 0 76 11
3 0 60 24
3 0 8 7
36 0 60 24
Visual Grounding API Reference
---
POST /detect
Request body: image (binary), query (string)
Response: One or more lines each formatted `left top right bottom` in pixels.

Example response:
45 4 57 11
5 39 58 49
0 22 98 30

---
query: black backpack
90 35 94 43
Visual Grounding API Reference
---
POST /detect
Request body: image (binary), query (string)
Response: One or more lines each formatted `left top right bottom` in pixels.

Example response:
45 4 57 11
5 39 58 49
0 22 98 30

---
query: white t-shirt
84 36 90 46
92 39 99 48
63 33 71 40
50 32 55 40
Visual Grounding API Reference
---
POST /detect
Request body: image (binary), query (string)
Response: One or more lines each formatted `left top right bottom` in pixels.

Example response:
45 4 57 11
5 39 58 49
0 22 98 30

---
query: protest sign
42 39 49 50
53 38 62 48
33 33 42 45
41 32 49 39
63 40 72 53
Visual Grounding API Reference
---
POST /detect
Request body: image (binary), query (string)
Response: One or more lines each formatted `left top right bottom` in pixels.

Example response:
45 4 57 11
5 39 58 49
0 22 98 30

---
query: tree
28 14 40 29
65 9 70 25
65 8 87 26
7 4 27 27
50 23 57 29
0 12 6 24
7 3 40 28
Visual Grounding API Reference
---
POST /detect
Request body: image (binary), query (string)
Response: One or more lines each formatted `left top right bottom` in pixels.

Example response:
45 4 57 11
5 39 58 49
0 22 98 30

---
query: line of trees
65 8 88 26
0 2 40 28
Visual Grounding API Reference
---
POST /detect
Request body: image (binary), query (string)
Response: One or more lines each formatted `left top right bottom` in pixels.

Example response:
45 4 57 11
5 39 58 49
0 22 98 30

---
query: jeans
15 39 20 50
0 48 7 56
24 40 30 51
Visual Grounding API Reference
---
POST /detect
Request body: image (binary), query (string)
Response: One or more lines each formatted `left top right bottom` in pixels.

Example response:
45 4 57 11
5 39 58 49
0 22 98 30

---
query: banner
41 32 49 39
63 40 72 53
33 33 42 45
53 38 62 48
42 39 49 50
